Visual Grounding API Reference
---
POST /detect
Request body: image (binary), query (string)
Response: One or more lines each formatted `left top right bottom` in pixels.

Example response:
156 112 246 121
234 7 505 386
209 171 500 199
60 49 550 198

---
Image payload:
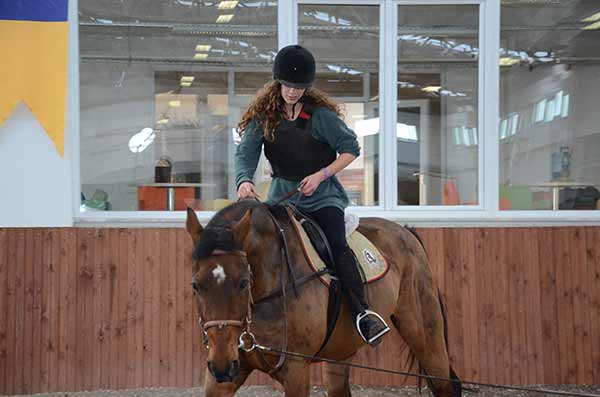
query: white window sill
73 208 600 228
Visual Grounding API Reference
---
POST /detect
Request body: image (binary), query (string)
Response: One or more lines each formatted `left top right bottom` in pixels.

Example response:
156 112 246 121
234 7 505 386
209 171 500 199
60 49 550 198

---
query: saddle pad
288 214 389 286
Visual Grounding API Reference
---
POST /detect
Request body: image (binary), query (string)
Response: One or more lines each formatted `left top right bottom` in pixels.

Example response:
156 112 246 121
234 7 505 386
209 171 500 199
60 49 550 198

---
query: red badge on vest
298 110 311 120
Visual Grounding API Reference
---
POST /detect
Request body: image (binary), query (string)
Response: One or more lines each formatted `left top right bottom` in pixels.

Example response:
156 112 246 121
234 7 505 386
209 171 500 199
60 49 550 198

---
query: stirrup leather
356 310 390 344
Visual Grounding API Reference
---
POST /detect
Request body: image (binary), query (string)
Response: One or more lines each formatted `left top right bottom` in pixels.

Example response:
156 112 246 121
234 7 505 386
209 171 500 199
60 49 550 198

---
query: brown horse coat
186 200 461 397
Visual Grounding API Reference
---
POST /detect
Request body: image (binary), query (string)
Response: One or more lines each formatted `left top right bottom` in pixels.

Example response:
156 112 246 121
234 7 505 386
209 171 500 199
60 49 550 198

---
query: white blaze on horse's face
212 264 226 284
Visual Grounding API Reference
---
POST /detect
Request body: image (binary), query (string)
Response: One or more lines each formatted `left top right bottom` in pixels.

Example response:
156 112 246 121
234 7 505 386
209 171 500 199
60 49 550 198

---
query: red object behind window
137 187 197 210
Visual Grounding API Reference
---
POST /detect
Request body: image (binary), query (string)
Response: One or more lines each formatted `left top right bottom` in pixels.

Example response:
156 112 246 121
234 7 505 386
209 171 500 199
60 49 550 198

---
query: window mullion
279 0 297 48
382 0 397 210
482 0 500 216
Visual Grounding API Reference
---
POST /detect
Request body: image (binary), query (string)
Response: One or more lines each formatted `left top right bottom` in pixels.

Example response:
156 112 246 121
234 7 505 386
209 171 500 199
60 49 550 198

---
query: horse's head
185 205 267 383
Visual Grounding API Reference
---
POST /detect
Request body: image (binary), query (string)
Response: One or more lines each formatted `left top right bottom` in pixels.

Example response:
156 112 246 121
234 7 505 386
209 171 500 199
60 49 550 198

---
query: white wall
0 104 71 227
0 0 75 227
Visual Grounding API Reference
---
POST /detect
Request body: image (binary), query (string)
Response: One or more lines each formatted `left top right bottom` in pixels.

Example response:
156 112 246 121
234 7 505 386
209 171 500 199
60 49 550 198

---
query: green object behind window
499 184 533 210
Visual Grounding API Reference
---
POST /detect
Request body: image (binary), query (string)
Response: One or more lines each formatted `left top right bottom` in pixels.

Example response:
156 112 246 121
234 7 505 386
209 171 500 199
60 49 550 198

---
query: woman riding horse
186 202 462 397
235 44 389 346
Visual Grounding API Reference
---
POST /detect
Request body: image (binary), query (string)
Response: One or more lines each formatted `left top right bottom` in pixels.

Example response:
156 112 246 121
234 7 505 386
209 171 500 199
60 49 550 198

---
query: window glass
299 4 380 206
499 0 600 211
397 5 480 206
79 0 277 211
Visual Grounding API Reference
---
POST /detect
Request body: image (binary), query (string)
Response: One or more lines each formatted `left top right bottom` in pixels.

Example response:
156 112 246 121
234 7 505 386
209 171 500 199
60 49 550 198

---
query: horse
185 200 461 397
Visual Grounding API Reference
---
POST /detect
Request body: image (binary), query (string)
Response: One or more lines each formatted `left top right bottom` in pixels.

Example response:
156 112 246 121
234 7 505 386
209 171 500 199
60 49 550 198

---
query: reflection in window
454 127 478 147
398 5 479 206
299 4 380 206
499 0 600 211
533 91 570 124
500 113 519 140
79 0 278 211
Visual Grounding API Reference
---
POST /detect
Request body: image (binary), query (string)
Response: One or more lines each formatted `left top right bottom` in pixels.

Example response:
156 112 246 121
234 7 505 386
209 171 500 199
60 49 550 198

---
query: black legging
306 206 368 317
305 206 347 259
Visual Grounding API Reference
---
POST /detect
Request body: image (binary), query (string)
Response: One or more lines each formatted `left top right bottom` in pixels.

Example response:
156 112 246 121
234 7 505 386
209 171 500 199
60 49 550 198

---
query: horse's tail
389 314 419 387
404 225 427 257
437 290 463 397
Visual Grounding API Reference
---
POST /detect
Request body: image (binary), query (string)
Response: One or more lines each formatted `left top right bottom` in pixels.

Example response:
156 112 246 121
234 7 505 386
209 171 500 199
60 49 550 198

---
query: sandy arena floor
10 384 600 397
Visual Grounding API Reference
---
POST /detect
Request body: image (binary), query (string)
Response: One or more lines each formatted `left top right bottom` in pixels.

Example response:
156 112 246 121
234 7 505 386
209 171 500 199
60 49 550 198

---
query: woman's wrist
321 167 332 179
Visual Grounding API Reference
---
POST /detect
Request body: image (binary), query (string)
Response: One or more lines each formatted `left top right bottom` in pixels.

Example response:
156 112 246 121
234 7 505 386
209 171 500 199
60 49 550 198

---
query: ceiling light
195 44 212 52
218 1 238 9
180 76 195 83
169 100 181 107
156 118 169 124
216 14 234 23
499 57 520 66
582 21 600 30
582 11 600 23
193 53 209 59
180 82 192 87
422 86 441 93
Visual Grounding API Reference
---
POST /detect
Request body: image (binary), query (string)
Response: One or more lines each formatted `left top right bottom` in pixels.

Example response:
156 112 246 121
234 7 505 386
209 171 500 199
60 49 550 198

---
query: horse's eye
239 279 249 291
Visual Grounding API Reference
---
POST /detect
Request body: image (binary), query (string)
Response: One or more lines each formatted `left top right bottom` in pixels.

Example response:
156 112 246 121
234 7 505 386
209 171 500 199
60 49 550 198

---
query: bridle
194 201 318 373
197 249 258 352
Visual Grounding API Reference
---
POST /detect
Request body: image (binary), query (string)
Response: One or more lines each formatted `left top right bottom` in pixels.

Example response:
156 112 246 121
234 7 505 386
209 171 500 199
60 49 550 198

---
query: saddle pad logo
362 249 379 268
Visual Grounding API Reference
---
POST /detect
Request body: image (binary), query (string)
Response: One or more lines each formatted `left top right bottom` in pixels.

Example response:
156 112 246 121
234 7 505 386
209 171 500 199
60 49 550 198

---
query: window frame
71 0 600 226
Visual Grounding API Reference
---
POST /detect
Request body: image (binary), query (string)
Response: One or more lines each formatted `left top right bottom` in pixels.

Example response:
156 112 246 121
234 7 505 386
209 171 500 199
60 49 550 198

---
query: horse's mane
192 200 286 260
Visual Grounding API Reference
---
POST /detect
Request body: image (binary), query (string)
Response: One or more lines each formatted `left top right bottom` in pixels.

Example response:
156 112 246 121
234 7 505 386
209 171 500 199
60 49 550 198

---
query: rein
272 187 303 206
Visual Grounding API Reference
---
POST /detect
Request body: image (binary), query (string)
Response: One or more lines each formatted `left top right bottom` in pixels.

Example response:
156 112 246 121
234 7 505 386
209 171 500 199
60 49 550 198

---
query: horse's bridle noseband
197 250 257 352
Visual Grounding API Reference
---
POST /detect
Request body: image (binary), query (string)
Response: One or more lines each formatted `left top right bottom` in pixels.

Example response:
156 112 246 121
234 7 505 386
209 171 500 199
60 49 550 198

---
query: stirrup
356 310 390 344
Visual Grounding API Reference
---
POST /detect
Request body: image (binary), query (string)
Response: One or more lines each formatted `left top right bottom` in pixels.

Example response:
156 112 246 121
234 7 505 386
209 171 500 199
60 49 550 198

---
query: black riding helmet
273 44 316 89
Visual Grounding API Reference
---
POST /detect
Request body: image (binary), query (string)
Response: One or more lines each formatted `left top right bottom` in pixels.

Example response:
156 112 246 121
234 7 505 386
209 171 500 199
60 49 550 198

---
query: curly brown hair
236 80 342 142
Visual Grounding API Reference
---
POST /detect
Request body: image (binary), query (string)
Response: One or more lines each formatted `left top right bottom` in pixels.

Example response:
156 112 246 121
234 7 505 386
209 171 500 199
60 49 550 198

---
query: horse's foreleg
325 360 352 397
203 364 252 397
271 359 311 397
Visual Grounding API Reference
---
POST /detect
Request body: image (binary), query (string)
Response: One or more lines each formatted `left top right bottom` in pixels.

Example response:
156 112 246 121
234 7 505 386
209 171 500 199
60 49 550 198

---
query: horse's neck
247 206 300 300
249 250 283 299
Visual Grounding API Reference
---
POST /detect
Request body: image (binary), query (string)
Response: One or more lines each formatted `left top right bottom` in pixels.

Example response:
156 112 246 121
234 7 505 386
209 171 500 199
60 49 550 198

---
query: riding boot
335 247 390 347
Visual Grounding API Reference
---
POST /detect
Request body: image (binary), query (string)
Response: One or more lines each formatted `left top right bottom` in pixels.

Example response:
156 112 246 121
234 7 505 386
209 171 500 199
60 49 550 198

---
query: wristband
322 168 332 178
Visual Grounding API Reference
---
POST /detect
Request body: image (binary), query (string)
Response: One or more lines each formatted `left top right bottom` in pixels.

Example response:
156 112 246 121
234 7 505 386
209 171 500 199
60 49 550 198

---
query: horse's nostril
207 361 216 376
230 360 240 377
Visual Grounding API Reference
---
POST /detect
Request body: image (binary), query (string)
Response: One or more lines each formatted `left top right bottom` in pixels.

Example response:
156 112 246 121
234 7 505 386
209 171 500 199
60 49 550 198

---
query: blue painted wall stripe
0 0 68 22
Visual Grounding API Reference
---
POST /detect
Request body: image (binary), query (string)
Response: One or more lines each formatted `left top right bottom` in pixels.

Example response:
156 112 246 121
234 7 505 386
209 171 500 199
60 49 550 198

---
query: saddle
285 206 389 284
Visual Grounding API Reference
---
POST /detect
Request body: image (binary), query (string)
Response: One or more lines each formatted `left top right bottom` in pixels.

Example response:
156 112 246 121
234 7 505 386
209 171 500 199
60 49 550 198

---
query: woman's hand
300 170 326 197
237 181 260 199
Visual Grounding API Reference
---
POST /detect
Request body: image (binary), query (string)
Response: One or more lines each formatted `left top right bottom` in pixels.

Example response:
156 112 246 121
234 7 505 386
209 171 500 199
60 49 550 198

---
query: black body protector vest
264 106 337 182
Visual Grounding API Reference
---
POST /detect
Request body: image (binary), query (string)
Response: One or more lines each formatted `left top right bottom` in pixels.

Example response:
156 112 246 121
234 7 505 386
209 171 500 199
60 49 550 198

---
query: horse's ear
186 207 203 245
232 208 253 247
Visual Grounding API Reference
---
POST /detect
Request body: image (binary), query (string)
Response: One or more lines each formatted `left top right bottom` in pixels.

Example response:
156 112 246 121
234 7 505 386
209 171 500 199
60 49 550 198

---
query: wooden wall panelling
506 227 524 385
130 228 145 386
1 227 600 394
522 228 544 384
571 227 593 384
585 228 600 382
555 228 577 383
538 228 560 384
0 229 7 392
176 229 194 387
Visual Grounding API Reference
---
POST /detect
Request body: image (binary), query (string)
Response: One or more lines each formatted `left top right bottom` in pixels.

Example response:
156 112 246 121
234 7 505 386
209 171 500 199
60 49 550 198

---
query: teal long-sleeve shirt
234 106 361 212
